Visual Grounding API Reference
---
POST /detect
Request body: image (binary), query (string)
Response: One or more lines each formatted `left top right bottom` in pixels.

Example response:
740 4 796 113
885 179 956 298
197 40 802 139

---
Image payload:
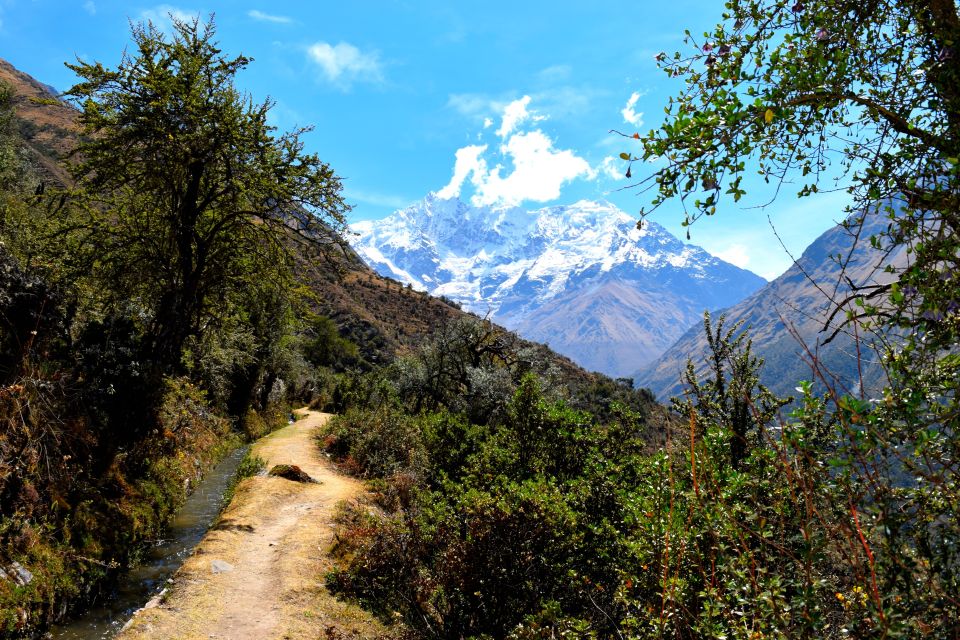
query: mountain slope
351 195 766 376
0 58 77 186
635 211 905 401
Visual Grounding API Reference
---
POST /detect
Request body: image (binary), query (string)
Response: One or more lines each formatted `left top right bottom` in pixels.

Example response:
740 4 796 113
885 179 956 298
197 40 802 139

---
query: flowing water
50 447 248 640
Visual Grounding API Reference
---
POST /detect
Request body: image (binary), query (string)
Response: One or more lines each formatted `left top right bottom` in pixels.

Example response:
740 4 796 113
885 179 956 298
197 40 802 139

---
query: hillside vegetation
3 0 959 637
0 21 659 638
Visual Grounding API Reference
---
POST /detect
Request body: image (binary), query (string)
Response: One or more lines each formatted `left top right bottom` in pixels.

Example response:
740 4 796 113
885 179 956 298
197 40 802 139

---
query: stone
144 588 166 609
4 561 33 586
210 559 234 574
267 464 318 483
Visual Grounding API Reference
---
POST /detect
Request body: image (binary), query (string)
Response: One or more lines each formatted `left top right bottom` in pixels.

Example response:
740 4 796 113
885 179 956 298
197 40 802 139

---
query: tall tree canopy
630 0 960 404
65 16 349 374
628 2 960 634
634 0 958 226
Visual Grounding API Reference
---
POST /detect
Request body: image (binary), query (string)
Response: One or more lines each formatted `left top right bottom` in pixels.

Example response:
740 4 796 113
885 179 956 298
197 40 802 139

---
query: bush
0 376 241 635
328 480 581 640
321 406 427 479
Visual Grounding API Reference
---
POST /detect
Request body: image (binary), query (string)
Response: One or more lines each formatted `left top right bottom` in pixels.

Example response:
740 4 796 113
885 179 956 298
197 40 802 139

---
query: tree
64 16 349 376
631 0 957 226
0 83 17 191
629 2 960 633
627 1 958 340
674 313 785 469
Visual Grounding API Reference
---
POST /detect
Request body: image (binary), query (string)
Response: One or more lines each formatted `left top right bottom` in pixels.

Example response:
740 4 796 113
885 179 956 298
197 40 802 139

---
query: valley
2 0 959 635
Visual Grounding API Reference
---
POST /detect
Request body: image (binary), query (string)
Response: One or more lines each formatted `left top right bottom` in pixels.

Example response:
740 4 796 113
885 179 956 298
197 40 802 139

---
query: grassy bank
0 379 287 638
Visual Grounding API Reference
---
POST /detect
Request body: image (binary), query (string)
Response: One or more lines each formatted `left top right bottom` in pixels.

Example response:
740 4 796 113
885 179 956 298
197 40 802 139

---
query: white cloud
482 117 493 129
600 156 626 180
494 96 547 139
346 189 412 210
621 91 644 128
476 131 595 205
496 96 531 138
438 98 595 207
437 145 488 199
711 243 751 269
140 5 199 31
248 9 291 24
537 64 572 83
83 1 96 15
447 93 502 119
307 41 383 88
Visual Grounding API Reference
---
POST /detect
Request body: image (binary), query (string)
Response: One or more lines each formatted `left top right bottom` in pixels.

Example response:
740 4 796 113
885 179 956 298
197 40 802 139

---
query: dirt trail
118 410 389 640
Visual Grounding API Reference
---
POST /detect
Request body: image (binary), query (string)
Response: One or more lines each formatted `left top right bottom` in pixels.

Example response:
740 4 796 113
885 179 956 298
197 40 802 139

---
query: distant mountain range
350 195 766 377
636 210 905 402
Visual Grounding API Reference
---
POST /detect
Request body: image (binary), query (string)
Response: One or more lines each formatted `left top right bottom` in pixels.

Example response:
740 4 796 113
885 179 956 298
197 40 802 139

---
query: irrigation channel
50 447 248 640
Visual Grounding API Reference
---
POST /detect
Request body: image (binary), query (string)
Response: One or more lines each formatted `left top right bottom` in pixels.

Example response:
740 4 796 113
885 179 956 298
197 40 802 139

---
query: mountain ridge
635 209 906 401
350 194 767 376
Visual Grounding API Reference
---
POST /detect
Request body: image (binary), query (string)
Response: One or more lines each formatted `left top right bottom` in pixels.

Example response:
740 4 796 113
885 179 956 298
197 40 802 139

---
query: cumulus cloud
436 145 488 199
495 96 531 138
140 4 199 28
438 97 595 207
307 41 383 88
600 156 626 180
494 96 547 138
621 91 644 127
711 243 751 269
248 9 291 24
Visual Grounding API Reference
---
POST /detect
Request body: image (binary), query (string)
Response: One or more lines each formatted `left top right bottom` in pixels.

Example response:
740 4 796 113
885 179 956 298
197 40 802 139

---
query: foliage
326 373 661 638
622 1 960 636
672 312 787 468
321 406 427 479
629 0 959 234
302 314 361 370
391 316 519 420
0 21 354 633
324 301 960 638
216 451 266 518
0 246 69 384
0 83 20 192
0 376 239 635
235 451 267 480
63 16 349 376
328 480 581 640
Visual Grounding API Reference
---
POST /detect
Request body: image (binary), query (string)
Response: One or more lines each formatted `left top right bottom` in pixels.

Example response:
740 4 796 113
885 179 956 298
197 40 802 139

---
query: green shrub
240 408 269 440
328 480 581 639
321 406 427 479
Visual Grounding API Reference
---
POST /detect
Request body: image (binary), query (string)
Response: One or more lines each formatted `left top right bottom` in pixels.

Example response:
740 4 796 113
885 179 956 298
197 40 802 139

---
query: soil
117 410 393 640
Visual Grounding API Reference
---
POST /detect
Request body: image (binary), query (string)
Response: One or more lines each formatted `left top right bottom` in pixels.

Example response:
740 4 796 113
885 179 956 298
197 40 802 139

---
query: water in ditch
49 446 248 640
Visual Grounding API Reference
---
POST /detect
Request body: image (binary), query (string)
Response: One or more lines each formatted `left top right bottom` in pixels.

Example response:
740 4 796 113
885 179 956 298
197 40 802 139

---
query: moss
217 451 265 515
0 377 243 638
268 464 317 483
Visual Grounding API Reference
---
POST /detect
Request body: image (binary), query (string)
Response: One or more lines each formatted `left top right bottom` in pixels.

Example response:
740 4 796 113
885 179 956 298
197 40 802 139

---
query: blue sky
1 0 848 280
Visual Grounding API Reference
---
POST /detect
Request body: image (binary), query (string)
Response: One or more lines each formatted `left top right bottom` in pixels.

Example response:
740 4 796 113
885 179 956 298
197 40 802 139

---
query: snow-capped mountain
350 194 767 377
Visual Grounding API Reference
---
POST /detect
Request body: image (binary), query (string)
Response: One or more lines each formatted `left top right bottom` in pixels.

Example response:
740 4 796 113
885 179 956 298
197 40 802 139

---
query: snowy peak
349 195 766 376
